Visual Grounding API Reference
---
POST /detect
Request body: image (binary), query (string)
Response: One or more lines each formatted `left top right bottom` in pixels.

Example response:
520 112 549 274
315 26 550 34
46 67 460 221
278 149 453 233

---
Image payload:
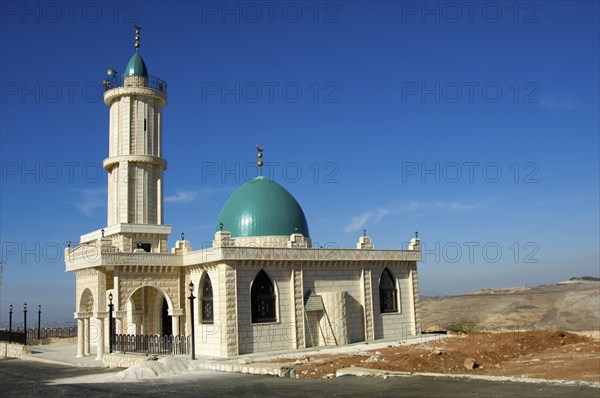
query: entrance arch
124 285 175 336
79 288 94 313
76 288 94 357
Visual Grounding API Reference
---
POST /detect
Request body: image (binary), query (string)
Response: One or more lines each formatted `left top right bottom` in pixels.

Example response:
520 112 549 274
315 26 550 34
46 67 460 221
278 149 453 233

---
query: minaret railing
103 74 167 93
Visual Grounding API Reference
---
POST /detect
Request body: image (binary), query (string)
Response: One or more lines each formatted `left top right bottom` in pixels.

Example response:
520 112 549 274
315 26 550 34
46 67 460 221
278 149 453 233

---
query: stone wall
372 263 417 340
116 266 182 313
236 267 295 355
192 265 222 357
103 352 153 368
0 343 31 359
191 260 419 357
303 266 365 343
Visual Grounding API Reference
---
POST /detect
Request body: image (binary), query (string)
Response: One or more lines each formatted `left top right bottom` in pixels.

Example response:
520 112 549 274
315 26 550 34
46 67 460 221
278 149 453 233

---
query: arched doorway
77 288 94 357
125 285 174 336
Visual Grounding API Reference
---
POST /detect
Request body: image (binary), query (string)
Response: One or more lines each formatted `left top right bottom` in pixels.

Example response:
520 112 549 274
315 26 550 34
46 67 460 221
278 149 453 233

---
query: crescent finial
256 144 265 175
134 22 141 50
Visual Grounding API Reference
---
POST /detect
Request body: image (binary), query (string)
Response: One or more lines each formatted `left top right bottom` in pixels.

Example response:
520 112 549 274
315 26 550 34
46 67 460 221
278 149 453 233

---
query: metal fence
0 330 26 344
0 327 77 344
112 334 190 355
103 74 167 93
27 327 77 339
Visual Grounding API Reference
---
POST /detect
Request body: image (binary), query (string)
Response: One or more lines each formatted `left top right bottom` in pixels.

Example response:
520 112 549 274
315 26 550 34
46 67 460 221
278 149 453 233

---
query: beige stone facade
66 234 422 358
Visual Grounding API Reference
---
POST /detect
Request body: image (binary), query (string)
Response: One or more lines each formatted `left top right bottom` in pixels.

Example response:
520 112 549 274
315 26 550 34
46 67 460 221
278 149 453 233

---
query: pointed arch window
379 268 398 313
201 274 214 324
251 270 277 323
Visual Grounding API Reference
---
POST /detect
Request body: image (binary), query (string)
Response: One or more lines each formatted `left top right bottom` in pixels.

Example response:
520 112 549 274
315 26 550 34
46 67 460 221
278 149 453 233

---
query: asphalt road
1 358 597 397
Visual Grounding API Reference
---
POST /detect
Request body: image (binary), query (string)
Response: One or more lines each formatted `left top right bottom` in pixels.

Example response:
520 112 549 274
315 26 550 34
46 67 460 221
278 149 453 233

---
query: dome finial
134 22 141 51
256 144 265 175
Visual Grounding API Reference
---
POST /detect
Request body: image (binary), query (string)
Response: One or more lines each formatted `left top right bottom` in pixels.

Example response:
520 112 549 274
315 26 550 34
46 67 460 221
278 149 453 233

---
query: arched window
251 270 276 323
201 275 214 324
379 268 398 313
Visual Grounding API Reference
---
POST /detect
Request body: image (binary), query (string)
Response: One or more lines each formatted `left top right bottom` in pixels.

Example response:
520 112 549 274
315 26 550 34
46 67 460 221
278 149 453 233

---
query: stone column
171 316 180 336
170 309 184 336
224 265 238 356
84 318 90 356
362 269 374 341
116 318 123 335
292 266 305 349
96 318 104 360
76 318 85 358
115 311 127 335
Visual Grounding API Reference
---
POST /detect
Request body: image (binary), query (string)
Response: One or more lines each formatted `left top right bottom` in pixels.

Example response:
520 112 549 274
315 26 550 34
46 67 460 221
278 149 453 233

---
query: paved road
1 358 597 397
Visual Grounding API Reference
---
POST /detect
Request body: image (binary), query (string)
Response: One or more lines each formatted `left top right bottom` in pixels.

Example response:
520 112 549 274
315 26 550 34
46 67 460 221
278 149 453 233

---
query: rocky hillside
420 280 600 332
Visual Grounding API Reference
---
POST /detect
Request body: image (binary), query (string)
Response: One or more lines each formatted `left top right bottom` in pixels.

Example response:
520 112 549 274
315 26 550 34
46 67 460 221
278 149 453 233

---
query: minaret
91 25 171 252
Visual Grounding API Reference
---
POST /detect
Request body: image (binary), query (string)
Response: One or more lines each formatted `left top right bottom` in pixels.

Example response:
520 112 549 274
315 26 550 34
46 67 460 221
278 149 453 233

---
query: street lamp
108 292 114 353
23 303 27 345
188 281 195 360
8 304 13 344
37 305 42 340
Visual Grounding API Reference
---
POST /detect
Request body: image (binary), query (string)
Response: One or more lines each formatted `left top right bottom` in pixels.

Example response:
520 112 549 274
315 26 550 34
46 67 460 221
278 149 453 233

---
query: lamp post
188 281 195 360
37 305 41 340
23 303 27 345
8 304 13 344
108 292 114 354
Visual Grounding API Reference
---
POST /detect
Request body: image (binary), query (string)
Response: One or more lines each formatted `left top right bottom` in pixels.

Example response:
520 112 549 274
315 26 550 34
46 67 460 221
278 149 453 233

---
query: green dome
216 176 310 238
124 52 148 77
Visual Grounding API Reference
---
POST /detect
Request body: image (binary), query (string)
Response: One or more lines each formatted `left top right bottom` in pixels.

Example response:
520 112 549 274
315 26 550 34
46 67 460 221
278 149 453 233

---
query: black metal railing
103 74 167 93
0 327 77 344
111 334 190 355
0 330 26 344
27 327 77 339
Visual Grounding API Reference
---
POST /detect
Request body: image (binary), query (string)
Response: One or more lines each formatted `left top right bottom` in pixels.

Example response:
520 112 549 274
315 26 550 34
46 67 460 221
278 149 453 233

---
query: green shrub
446 319 478 334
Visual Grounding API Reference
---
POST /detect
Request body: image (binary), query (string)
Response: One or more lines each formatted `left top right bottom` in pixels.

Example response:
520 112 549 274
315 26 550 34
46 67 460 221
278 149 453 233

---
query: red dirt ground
272 331 600 381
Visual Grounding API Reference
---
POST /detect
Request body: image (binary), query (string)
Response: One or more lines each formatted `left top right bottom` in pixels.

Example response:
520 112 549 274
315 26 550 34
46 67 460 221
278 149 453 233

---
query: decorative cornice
66 252 181 272
75 268 98 278
66 245 419 272
183 246 421 266
103 154 167 171
116 265 177 274
104 85 167 107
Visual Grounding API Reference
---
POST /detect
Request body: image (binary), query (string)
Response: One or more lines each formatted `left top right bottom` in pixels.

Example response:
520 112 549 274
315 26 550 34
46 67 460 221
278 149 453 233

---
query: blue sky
1 1 598 324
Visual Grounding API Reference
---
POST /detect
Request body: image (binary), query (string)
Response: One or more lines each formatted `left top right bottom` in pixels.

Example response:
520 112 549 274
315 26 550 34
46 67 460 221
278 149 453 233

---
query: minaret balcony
102 74 167 94
103 76 167 107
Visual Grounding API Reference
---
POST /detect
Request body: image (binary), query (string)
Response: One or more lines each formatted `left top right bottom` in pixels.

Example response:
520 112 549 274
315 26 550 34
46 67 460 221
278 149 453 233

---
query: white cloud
345 200 483 232
164 187 234 204
375 207 390 222
165 190 198 203
73 188 106 216
538 95 598 111
539 98 578 111
344 212 372 232
448 201 479 211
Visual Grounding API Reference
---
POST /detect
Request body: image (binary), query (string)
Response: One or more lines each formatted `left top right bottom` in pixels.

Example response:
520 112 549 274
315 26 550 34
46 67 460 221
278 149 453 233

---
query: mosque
64 28 422 359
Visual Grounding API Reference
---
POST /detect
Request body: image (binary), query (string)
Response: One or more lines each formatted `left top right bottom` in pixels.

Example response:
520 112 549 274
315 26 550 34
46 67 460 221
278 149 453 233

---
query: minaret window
251 270 276 323
379 268 398 313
